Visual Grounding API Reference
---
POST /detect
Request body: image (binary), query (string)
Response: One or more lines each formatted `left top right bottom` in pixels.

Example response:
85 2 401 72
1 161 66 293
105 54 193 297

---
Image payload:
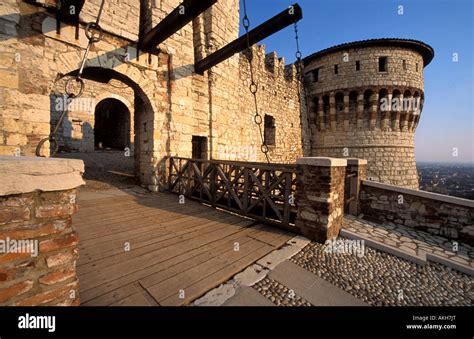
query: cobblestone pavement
253 277 312 306
195 217 473 307
56 150 137 191
344 215 474 268
290 241 473 306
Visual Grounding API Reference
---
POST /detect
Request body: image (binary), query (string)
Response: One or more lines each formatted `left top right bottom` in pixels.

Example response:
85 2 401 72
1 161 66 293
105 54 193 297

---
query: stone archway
55 66 162 188
94 98 131 150
49 31 168 189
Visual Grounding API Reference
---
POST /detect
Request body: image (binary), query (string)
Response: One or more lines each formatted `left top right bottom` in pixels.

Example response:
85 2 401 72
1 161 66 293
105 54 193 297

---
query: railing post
346 158 368 216
168 157 173 189
210 163 216 206
295 157 348 242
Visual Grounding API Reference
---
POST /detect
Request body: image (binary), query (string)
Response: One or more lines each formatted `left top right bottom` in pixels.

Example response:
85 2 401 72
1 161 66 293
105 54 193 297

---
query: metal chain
65 0 105 98
294 21 305 93
293 21 309 143
242 0 270 163
36 0 106 157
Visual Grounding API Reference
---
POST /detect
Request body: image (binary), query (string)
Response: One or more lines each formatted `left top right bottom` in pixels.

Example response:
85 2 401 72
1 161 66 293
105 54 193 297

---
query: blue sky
239 0 473 163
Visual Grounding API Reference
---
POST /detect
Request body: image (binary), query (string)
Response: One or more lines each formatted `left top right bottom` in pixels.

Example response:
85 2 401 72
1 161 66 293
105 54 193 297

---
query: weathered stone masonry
360 181 474 246
0 2 436 193
303 39 434 189
0 0 303 190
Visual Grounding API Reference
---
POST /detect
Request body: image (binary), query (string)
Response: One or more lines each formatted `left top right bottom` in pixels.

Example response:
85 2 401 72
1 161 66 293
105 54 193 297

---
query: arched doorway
94 98 131 150
57 67 160 188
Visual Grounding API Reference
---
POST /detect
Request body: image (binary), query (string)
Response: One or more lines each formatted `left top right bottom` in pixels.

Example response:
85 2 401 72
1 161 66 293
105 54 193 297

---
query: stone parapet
360 180 474 246
0 156 84 306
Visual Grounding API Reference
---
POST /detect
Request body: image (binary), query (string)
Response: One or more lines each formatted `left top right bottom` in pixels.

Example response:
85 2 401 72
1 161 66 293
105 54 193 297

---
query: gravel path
290 241 473 306
253 277 312 306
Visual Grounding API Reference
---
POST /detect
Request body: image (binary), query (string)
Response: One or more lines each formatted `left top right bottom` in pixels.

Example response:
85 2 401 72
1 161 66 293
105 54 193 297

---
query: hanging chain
242 0 270 163
36 0 106 157
294 21 305 95
293 21 309 147
65 0 105 98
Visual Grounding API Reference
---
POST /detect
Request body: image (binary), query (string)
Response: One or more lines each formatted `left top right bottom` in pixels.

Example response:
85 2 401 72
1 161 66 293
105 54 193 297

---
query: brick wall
0 156 84 306
360 181 474 246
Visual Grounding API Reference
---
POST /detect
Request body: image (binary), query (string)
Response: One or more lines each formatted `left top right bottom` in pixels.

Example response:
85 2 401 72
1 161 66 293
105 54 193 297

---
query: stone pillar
0 156 84 306
309 97 317 127
345 158 367 215
329 94 336 131
382 93 392 130
318 98 324 131
410 97 421 131
343 94 350 131
369 92 379 130
393 93 403 131
356 93 364 129
295 157 347 242
400 95 410 131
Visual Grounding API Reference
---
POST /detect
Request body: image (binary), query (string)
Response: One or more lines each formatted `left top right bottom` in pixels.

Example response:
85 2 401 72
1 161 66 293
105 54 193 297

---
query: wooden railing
167 157 299 230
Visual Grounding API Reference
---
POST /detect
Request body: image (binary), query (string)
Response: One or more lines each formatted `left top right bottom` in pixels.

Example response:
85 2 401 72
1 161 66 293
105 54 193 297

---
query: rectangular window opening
355 60 360 71
192 136 208 160
378 57 388 72
334 64 338 74
264 114 276 146
312 68 319 82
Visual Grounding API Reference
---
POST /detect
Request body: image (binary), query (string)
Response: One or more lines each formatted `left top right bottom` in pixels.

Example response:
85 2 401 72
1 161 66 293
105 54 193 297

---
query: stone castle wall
233 46 303 163
304 46 427 189
0 0 303 190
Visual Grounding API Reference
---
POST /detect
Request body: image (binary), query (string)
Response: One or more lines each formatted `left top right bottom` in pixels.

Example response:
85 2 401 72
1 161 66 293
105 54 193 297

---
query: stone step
268 260 368 306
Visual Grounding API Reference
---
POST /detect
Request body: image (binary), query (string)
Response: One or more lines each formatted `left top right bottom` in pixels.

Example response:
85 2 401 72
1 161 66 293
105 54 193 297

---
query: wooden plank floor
74 188 293 306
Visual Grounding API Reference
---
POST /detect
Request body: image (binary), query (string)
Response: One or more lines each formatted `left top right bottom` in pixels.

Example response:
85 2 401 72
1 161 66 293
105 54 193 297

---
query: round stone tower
303 39 434 189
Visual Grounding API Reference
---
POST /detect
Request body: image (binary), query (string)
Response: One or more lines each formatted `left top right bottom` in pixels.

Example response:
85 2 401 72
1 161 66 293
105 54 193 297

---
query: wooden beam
195 3 303 75
139 0 217 52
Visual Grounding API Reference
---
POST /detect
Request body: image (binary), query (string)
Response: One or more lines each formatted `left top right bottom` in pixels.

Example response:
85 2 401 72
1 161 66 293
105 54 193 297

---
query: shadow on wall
48 93 95 153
